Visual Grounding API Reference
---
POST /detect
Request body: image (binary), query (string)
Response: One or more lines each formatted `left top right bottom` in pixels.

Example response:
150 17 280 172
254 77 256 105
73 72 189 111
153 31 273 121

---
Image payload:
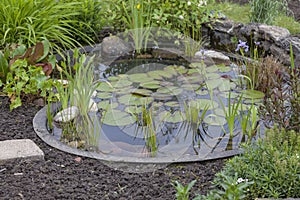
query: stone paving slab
0 139 44 164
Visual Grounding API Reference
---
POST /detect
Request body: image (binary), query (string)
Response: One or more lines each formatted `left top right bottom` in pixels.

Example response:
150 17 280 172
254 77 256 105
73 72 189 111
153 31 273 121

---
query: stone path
0 139 44 164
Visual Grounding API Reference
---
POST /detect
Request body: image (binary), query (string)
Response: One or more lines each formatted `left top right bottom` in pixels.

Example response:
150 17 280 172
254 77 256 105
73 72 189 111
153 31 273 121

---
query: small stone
74 157 82 163
53 106 79 128
195 50 230 65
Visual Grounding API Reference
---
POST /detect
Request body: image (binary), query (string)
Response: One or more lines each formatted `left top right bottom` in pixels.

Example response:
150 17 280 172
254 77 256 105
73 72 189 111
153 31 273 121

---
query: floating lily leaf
118 94 139 105
131 89 153 97
205 79 223 90
114 86 135 94
160 110 185 123
189 62 206 69
219 91 240 99
147 71 163 80
97 101 118 110
161 68 176 78
173 65 188 74
217 64 232 72
107 76 119 81
191 99 218 110
164 101 180 107
241 89 265 99
218 79 232 92
140 81 161 89
128 73 153 83
204 114 226 126
205 73 220 80
181 75 202 84
157 86 182 96
125 106 143 115
151 92 174 101
97 82 114 92
111 79 132 88
187 68 201 75
103 109 136 126
182 84 202 91
97 92 113 99
206 65 219 73
195 90 209 96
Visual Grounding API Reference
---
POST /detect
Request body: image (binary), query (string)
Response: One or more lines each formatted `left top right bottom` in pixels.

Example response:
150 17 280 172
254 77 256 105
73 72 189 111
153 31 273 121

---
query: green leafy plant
2 40 55 110
172 180 196 200
55 49 101 150
222 127 299 198
0 0 92 51
249 0 289 25
141 104 158 156
195 172 254 200
219 93 243 137
122 0 152 54
60 0 106 43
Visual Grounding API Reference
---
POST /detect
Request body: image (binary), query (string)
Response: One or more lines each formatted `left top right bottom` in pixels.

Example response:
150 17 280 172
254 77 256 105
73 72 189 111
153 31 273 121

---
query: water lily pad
118 94 139 105
131 89 153 97
206 65 219 73
205 73 220 80
97 82 114 92
114 86 135 94
241 90 265 99
218 79 232 92
217 65 232 73
190 62 206 69
97 101 118 110
103 109 136 126
111 79 132 88
204 114 226 126
195 90 209 96
182 84 203 91
97 92 113 99
147 71 164 80
205 79 223 90
107 76 119 82
164 101 180 107
160 110 185 123
219 91 240 99
157 86 182 96
151 92 174 101
140 81 161 89
191 99 219 110
125 106 143 115
128 73 153 83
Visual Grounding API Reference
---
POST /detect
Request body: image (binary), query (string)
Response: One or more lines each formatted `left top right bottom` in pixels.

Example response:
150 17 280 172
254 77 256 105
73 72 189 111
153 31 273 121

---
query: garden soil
0 96 225 199
1 1 300 199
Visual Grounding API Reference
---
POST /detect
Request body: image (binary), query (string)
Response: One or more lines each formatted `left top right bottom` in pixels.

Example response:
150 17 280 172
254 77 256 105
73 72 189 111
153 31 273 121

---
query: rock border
202 19 300 66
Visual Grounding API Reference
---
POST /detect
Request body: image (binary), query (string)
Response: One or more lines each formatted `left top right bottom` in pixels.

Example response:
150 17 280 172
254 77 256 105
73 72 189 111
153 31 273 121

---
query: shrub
0 0 92 51
214 127 300 199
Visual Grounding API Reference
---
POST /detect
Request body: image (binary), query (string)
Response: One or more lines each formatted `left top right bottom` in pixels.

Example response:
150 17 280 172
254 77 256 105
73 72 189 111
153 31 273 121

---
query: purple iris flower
235 40 249 52
254 41 260 46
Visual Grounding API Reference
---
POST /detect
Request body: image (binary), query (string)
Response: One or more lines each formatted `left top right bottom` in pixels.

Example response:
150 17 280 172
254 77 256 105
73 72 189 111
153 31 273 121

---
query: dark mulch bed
0 96 225 199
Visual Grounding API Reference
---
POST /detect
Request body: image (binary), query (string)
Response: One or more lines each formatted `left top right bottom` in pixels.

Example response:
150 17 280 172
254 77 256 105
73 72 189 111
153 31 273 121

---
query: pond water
51 57 264 159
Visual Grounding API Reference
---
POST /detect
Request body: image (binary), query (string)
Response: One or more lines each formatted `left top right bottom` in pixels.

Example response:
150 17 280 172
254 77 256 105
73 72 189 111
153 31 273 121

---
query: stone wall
202 19 300 66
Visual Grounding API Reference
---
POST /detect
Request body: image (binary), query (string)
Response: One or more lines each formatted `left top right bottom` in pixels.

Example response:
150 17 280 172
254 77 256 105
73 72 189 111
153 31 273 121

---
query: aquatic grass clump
53 49 101 150
0 0 92 51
